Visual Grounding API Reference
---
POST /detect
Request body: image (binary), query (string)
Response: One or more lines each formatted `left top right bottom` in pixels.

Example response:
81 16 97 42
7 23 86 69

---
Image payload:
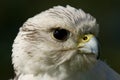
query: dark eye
53 28 70 41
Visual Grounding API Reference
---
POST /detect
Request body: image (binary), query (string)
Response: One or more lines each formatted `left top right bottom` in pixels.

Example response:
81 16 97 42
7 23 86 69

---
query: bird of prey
12 5 120 80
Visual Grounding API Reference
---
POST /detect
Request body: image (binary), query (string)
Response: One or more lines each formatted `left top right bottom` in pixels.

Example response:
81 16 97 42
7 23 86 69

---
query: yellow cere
77 34 94 47
81 34 94 42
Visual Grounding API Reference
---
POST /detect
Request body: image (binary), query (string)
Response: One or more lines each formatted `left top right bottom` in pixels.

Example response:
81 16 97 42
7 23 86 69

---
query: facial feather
12 5 98 77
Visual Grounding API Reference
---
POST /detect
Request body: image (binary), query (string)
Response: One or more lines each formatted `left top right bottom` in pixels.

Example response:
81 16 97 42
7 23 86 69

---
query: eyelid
50 27 69 31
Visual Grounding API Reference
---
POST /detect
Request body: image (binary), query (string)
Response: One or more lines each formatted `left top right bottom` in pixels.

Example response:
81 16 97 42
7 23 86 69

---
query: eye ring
52 28 70 41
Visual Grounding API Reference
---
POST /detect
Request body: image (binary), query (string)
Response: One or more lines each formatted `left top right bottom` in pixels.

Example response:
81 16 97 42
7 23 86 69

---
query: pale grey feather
12 5 120 80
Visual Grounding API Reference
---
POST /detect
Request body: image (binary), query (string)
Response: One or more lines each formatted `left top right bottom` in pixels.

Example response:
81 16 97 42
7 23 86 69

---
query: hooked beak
76 34 99 58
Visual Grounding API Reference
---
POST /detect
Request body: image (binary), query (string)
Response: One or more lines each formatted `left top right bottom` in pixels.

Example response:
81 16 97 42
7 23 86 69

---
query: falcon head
12 5 99 75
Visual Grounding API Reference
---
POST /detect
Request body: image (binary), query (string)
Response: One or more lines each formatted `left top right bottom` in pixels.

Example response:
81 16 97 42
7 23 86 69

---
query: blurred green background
0 0 120 80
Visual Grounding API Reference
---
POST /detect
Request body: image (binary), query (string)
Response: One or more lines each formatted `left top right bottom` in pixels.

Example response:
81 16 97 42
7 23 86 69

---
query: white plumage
12 5 120 80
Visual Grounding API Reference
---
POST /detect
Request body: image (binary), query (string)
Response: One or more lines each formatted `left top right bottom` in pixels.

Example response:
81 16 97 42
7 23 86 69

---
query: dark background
0 0 120 80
